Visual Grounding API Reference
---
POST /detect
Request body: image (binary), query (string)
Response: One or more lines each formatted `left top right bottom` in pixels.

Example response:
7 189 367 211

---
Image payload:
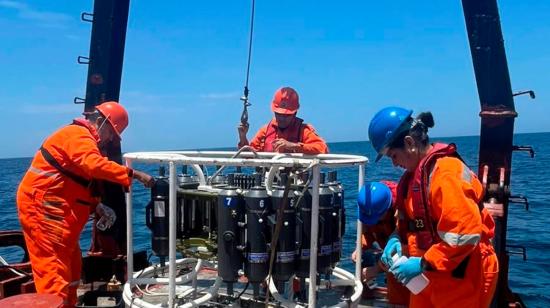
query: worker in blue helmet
352 181 409 305
368 106 498 308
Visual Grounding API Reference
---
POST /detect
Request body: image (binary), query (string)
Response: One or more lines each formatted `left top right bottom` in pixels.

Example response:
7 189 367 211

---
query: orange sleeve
64 128 131 187
298 124 328 154
423 157 483 272
244 125 268 152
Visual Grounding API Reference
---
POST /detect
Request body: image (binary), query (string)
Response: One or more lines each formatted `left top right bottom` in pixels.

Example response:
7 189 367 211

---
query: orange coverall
401 156 498 308
16 121 132 306
244 117 328 154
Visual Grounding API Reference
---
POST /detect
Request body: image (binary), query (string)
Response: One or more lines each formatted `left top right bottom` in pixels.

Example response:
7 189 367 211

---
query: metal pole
356 164 365 279
308 164 321 307
125 158 134 285
169 162 177 307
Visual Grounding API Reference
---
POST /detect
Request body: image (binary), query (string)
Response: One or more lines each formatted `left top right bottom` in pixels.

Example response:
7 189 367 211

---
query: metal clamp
506 244 527 261
77 56 90 64
513 145 535 158
509 194 529 211
81 12 94 23
74 97 85 104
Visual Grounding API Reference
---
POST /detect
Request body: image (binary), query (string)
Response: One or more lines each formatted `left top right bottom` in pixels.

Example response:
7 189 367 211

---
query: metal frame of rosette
122 150 368 307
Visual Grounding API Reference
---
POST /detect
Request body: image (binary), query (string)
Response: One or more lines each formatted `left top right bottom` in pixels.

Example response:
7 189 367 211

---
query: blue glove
390 256 422 285
381 233 402 267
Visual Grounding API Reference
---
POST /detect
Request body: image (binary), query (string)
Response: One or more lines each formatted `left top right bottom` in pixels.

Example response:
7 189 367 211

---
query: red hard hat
95 101 129 138
271 87 299 115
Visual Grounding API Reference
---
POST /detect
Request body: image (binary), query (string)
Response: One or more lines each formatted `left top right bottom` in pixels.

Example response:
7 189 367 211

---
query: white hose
190 164 206 186
131 258 202 285
178 277 222 308
265 154 288 196
333 267 363 306
268 276 305 308
123 258 222 308
266 267 362 308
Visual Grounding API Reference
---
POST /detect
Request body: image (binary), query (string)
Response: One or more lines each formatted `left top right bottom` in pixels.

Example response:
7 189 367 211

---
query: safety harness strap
39 146 91 188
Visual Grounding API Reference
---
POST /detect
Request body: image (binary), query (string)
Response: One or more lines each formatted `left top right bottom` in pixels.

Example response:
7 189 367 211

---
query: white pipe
332 267 363 307
355 163 365 281
308 163 321 307
190 164 206 186
267 267 360 308
178 277 222 308
123 151 367 168
123 258 206 307
126 158 134 287
334 267 363 305
169 162 177 307
264 154 288 195
132 258 202 285
268 277 305 308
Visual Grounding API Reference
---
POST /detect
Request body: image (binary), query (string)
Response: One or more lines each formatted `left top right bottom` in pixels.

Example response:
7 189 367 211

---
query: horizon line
1 131 548 161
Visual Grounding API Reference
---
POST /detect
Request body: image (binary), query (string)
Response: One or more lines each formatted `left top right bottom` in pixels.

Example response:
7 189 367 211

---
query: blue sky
0 0 548 158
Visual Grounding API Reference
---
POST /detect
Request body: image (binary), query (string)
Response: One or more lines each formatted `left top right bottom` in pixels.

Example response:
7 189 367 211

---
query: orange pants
17 189 86 307
480 246 499 307
408 246 498 308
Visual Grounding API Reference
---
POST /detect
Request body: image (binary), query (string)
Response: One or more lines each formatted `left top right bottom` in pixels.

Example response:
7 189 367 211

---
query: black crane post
461 0 526 306
82 0 131 256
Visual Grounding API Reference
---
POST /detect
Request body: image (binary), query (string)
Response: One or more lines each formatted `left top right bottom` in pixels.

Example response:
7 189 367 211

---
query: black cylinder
145 169 170 258
327 171 345 266
295 186 311 278
244 183 271 287
317 177 335 274
217 175 245 283
271 184 297 283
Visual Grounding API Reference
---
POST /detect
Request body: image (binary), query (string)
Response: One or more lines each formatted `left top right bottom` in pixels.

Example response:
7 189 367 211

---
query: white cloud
0 1 72 28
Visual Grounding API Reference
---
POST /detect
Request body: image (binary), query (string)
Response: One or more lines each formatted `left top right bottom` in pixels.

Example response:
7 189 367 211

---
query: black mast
461 0 531 306
79 0 131 256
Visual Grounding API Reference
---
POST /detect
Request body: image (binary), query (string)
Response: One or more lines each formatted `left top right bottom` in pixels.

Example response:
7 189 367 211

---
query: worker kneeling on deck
352 180 410 306
237 86 328 154
367 106 498 308
16 101 154 307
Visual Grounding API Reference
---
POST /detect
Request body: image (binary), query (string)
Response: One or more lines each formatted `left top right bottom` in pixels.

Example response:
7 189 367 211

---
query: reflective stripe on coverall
16 121 132 306
402 156 498 308
246 117 329 154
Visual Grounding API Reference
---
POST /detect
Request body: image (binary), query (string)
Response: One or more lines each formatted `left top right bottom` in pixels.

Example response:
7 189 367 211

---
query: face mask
97 116 109 132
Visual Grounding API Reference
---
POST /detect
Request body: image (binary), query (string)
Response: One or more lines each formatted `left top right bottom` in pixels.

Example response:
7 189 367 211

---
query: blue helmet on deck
368 106 413 162
357 181 393 225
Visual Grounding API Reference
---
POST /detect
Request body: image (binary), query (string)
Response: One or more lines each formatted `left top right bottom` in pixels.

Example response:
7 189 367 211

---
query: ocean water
1 133 548 306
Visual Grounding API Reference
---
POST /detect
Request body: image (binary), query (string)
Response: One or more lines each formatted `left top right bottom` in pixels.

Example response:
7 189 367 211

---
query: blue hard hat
368 106 413 162
357 182 393 225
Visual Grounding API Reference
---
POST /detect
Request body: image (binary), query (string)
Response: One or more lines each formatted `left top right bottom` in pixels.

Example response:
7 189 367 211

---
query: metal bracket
513 145 535 158
506 244 527 261
74 97 85 104
513 90 536 99
509 194 529 211
81 12 94 23
77 56 90 65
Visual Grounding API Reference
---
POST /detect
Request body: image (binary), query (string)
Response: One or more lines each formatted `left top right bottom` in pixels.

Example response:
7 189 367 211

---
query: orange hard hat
95 101 129 138
271 87 299 115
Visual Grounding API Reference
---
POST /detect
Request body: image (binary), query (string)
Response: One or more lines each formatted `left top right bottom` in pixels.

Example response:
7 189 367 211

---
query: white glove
96 203 117 231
